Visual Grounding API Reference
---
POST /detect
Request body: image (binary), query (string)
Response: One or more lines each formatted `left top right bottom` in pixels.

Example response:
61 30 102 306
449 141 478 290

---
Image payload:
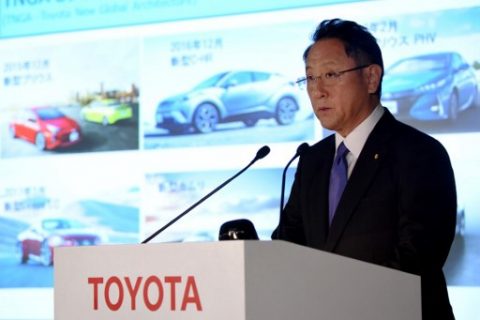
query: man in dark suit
273 19 456 320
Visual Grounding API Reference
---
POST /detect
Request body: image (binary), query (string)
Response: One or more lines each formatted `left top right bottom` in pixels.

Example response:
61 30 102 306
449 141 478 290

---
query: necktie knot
335 142 349 165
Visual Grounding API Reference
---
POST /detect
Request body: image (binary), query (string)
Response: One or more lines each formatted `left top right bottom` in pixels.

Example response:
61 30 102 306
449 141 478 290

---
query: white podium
54 240 421 319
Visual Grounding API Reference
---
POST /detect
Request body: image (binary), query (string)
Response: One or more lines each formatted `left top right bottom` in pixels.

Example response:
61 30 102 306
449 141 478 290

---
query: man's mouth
316 106 331 112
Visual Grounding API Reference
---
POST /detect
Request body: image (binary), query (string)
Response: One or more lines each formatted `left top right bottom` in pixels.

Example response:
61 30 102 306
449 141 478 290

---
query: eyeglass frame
296 64 372 89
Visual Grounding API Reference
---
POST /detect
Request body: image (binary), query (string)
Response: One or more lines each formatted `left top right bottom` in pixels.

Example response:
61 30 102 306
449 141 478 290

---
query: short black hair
303 19 384 96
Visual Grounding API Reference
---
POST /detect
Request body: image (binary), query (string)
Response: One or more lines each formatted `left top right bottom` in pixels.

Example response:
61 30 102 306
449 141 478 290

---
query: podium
54 240 421 319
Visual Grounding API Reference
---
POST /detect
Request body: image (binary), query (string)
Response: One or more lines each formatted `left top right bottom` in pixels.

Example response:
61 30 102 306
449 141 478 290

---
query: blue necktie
328 142 349 225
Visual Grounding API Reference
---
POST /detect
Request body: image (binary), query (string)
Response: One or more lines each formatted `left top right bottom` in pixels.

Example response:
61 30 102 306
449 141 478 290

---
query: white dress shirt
334 105 384 178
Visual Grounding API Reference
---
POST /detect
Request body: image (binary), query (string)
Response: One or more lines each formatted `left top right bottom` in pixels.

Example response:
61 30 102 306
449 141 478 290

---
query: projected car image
9 107 82 150
16 217 104 266
382 52 478 121
81 98 133 126
155 70 300 134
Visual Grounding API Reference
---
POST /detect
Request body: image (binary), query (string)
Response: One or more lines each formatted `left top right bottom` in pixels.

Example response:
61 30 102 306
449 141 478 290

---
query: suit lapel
308 136 335 248
324 110 395 251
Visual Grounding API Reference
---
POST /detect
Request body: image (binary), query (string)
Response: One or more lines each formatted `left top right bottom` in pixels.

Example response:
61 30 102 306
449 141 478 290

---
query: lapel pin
374 153 379 160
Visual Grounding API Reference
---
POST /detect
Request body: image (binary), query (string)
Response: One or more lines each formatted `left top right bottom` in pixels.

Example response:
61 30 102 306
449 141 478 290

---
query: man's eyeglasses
296 64 371 89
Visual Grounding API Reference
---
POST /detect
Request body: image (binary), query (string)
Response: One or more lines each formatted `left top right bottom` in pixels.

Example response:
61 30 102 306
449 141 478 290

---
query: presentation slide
0 0 479 319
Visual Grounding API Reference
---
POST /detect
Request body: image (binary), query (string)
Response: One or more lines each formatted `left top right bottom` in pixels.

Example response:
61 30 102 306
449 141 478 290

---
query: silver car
155 70 300 134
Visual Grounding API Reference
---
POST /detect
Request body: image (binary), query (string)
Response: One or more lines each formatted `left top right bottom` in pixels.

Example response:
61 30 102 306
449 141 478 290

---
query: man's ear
366 64 382 94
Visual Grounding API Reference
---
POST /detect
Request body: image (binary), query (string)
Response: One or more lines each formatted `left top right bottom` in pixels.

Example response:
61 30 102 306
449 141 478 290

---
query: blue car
382 52 478 121
155 70 300 134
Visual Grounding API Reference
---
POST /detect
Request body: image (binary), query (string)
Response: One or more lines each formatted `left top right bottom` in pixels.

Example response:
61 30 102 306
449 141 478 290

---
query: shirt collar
335 104 384 158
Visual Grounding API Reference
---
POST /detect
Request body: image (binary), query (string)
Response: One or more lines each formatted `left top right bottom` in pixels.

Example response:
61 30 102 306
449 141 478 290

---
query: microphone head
254 145 270 161
296 142 310 156
218 219 259 240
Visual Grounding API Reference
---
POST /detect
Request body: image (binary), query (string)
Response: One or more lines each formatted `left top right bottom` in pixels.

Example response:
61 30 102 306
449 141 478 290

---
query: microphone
275 142 309 239
141 145 270 244
218 219 259 240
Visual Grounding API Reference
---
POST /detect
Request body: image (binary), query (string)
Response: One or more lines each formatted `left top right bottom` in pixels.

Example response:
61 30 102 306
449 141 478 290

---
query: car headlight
46 124 60 135
419 78 447 92
159 100 173 108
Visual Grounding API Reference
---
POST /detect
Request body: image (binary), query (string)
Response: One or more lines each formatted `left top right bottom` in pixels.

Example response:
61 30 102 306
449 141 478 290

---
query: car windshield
192 72 228 90
35 108 65 120
387 56 447 74
91 100 119 107
42 219 85 230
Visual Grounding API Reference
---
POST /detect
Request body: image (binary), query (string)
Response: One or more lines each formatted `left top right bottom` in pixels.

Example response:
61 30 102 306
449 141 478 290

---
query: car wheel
474 86 480 108
448 91 459 121
40 241 53 266
16 242 28 264
35 133 46 150
193 103 219 133
275 97 297 125
243 118 258 127
102 116 109 126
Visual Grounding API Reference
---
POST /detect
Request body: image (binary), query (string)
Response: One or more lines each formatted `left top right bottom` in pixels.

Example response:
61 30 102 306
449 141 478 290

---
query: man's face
305 38 380 137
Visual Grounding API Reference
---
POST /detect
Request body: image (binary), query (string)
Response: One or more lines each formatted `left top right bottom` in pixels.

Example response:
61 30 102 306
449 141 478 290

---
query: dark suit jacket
274 108 456 320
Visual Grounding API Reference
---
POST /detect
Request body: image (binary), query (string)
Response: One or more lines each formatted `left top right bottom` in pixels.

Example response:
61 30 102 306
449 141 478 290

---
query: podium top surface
54 240 420 320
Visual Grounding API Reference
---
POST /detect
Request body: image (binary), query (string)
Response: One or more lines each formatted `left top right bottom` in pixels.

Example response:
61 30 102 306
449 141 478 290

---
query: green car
82 99 133 125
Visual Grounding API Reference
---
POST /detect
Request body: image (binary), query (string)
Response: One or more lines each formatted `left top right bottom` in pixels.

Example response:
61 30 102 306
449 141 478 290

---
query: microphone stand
142 146 270 244
277 143 309 239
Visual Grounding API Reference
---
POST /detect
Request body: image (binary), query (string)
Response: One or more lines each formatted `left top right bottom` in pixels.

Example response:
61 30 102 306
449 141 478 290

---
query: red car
9 106 81 150
17 217 104 266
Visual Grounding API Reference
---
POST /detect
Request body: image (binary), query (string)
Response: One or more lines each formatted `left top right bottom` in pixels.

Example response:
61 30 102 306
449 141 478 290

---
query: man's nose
308 79 328 98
